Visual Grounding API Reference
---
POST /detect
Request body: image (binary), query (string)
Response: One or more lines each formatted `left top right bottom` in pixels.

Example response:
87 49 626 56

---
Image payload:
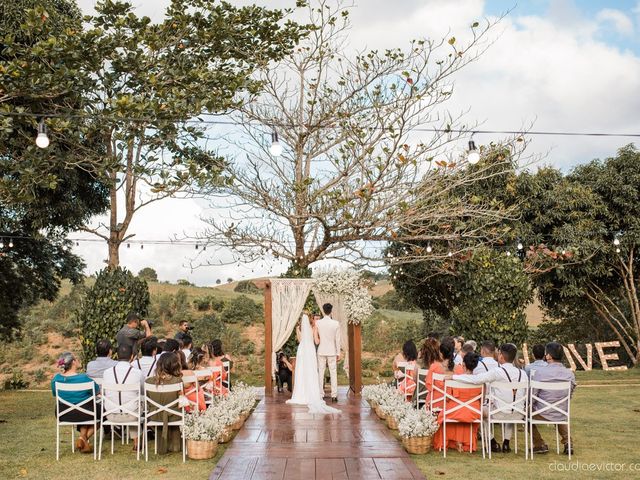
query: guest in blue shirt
86 339 117 380
524 344 548 377
51 352 99 453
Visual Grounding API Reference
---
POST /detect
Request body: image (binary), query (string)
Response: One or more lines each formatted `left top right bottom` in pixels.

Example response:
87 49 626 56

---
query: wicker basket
386 415 399 430
402 435 433 455
230 417 244 430
186 439 218 460
218 427 233 444
241 410 251 421
374 405 385 418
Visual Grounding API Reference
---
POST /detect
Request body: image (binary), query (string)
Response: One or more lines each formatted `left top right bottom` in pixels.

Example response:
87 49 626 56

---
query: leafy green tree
449 248 531 345
0 1 108 335
77 267 150 365
220 295 263 325
138 267 158 282
234 280 261 295
531 145 640 365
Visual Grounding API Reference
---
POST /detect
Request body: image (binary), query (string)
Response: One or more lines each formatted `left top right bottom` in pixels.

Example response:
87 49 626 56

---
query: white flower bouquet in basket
182 410 226 459
398 409 439 455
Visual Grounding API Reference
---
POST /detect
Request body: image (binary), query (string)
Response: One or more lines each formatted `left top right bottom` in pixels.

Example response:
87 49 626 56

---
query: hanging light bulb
8 239 13 248
0 239 4 249
426 245 432 253
127 243 131 249
613 237 620 246
517 242 523 250
195 244 199 250
269 130 283 157
140 244 144 250
506 251 511 257
75 241 79 247
616 247 621 254
561 249 566 255
62 245 68 251
467 139 480 165
35 119 50 149
447 251 453 257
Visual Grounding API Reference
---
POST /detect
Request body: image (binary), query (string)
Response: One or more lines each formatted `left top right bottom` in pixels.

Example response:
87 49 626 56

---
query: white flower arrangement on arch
314 270 374 325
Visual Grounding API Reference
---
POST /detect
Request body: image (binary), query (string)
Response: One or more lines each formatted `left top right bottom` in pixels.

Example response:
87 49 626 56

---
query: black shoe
533 444 549 454
331 397 338 403
563 443 574 455
490 438 502 453
502 440 511 453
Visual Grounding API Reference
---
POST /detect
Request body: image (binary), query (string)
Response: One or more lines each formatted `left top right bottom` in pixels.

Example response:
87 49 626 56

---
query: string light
467 137 480 165
269 130 283 157
613 237 620 246
447 251 453 257
8 239 13 248
35 119 50 149
517 241 523 250
0 239 4 248
426 245 432 253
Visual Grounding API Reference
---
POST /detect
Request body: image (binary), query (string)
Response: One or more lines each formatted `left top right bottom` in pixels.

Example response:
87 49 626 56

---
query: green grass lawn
2 371 639 480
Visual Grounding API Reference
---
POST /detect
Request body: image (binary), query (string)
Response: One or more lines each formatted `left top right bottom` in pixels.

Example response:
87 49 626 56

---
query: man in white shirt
132 337 158 387
103 344 143 451
474 341 499 374
181 335 193 364
449 343 526 454
315 303 341 402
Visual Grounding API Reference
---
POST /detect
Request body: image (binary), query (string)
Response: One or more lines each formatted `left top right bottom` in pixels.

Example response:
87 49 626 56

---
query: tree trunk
108 238 120 270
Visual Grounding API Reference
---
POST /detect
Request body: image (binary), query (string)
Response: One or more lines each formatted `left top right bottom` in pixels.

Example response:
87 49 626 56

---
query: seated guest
394 340 418 399
530 342 576 455
188 347 208 371
102 344 142 451
433 338 479 452
163 338 180 355
86 339 118 380
145 353 184 454
450 343 527 453
133 336 158 381
475 340 499 373
418 337 441 370
207 339 229 396
453 336 465 365
438 352 483 452
524 344 548 377
426 336 458 412
181 335 193 362
156 339 166 355
180 351 205 413
51 352 99 453
463 340 477 352
276 351 293 393
460 342 476 359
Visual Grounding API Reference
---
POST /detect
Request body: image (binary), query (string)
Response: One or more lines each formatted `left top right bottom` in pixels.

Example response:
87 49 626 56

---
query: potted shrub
182 410 225 460
398 409 439 454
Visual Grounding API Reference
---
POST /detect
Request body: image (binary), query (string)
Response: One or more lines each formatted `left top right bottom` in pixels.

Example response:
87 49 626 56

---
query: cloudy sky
72 0 640 285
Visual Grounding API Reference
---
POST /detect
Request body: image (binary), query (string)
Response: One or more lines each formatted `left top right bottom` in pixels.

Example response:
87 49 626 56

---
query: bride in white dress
286 313 341 414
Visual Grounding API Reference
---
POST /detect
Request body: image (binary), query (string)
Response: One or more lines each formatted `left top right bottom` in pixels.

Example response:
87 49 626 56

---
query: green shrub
233 280 260 295
220 295 263 325
150 293 173 321
240 339 256 355
33 368 47 383
191 314 225 347
173 289 189 312
193 296 211 311
3 370 29 390
138 267 158 282
77 267 150 366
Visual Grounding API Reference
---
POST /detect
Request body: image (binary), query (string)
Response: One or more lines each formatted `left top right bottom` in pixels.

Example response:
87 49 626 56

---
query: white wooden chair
182 374 200 412
143 383 186 462
414 368 429 409
528 380 572 460
54 381 99 460
441 380 485 458
222 360 231 391
398 364 416 402
429 373 446 413
99 382 142 460
194 368 217 406
485 380 529 459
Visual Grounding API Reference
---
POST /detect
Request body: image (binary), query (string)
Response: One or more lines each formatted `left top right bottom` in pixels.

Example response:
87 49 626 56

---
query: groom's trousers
317 355 338 398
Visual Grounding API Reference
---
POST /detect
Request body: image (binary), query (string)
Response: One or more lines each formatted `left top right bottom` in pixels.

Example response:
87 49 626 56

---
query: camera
145 319 154 328
185 324 193 331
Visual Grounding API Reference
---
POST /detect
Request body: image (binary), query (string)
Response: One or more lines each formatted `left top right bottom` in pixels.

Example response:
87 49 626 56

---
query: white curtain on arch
270 278 315 376
312 290 349 375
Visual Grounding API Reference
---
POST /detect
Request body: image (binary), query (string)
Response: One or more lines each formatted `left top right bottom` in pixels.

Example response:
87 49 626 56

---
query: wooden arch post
258 278 362 397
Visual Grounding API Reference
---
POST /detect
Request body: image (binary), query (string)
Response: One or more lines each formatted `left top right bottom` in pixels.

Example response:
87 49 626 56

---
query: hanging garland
314 270 374 325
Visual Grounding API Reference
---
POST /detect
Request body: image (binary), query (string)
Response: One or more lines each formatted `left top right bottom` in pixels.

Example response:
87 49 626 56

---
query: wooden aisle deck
210 387 426 480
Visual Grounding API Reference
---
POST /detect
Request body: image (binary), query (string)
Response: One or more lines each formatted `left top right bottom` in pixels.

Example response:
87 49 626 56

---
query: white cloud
596 8 634 35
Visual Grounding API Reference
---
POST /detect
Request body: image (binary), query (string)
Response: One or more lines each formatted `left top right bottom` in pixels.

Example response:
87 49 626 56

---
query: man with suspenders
103 344 143 451
449 343 526 454
474 341 499 374
134 336 159 387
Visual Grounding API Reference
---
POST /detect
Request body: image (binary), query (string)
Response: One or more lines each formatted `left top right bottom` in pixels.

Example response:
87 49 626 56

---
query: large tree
0 0 109 334
531 145 640 365
197 0 519 270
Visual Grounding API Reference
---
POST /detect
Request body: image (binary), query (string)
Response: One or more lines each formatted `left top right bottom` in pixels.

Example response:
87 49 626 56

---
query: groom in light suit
316 303 341 402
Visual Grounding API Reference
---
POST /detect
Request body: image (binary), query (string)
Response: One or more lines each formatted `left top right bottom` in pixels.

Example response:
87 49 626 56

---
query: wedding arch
254 272 373 396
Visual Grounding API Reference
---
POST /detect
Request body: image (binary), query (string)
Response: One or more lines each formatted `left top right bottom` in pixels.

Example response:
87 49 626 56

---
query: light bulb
426 245 432 253
467 139 480 165
616 247 621 254
0 240 4 249
36 120 50 148
517 242 523 250
506 251 511 256
8 240 13 248
269 131 283 156
561 249 566 255
613 238 620 246
447 251 453 257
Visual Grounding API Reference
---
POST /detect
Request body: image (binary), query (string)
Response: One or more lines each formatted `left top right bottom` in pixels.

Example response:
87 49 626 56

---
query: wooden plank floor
210 387 425 480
